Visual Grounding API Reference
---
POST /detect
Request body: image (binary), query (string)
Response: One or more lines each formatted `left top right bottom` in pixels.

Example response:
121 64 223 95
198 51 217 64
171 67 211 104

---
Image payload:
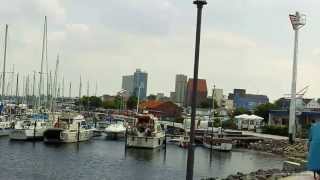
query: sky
0 0 320 101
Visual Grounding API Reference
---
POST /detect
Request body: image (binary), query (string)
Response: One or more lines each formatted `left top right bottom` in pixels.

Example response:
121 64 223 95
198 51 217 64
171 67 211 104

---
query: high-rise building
133 69 148 100
122 75 134 95
186 79 207 107
174 74 187 105
212 88 224 107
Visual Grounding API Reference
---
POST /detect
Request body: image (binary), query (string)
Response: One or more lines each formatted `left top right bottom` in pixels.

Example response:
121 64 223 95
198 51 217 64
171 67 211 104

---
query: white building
304 99 320 110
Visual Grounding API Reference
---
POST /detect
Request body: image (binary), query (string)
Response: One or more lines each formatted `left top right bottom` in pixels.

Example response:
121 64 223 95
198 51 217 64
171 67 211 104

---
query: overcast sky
1 0 320 101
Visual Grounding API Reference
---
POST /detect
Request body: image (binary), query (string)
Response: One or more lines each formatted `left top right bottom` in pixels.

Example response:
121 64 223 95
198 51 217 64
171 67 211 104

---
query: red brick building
139 100 182 119
186 79 208 107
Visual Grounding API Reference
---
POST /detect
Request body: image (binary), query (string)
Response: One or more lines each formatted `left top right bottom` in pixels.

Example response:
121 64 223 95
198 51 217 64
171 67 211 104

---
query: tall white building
174 74 187 105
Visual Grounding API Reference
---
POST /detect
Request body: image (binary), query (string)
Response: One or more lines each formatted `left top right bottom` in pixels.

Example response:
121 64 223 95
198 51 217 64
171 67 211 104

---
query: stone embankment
202 168 296 180
247 139 308 159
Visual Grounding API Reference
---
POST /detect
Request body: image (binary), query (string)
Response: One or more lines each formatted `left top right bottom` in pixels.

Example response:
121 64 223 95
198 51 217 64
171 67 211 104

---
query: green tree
127 96 138 109
200 98 218 109
254 103 278 123
233 107 251 117
102 100 116 109
113 95 122 109
79 96 102 109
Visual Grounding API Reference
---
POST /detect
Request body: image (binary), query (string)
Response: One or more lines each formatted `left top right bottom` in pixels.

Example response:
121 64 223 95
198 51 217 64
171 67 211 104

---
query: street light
136 84 144 113
288 11 306 144
186 1 207 180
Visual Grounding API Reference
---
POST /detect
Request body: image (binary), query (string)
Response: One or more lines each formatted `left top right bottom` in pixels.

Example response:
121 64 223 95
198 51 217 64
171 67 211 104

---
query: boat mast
32 71 36 107
45 16 49 109
79 76 82 113
69 82 72 99
79 76 82 99
95 81 97 96
15 73 19 104
2 24 8 102
51 54 59 112
38 16 46 108
62 77 64 99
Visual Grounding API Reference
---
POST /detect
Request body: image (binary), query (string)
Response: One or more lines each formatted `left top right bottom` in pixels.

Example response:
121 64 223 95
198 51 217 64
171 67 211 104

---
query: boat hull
203 142 233 152
44 128 92 143
10 129 45 140
0 128 12 137
126 135 165 149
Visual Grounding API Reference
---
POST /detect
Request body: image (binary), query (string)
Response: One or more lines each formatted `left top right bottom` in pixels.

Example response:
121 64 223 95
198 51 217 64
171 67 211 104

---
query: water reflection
126 148 161 162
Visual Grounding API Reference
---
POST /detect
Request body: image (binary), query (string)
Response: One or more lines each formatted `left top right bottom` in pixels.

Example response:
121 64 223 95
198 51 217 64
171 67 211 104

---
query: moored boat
104 117 126 140
43 113 92 143
202 134 233 152
10 119 50 140
126 114 165 149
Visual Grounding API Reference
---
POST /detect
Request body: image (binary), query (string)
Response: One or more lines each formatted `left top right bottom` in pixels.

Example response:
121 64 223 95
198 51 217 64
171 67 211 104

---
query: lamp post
136 84 143 113
186 1 207 180
288 12 306 144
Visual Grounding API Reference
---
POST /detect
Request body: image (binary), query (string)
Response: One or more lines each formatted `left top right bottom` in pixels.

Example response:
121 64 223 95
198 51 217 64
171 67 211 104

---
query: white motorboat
10 119 50 140
126 114 165 149
0 119 12 137
43 114 92 143
105 120 126 139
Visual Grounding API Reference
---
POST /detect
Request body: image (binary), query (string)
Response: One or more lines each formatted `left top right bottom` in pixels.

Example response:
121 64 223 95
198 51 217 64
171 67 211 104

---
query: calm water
0 136 284 180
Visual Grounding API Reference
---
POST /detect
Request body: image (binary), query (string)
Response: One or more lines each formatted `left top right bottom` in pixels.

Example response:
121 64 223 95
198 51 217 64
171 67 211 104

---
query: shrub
222 119 237 129
261 125 288 136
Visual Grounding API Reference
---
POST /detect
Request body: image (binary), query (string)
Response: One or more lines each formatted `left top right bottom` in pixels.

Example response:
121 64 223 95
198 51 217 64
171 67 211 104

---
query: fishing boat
43 113 92 143
126 114 165 149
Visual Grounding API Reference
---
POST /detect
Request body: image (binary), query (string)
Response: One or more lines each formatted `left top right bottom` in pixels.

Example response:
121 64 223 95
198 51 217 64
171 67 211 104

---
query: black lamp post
186 1 207 180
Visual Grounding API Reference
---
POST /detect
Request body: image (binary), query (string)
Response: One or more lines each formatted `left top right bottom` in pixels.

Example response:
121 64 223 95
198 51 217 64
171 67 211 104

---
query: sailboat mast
45 16 49 108
87 81 89 97
69 82 72 99
62 77 64 99
15 73 19 104
95 81 97 96
52 55 59 112
2 24 8 101
38 16 46 108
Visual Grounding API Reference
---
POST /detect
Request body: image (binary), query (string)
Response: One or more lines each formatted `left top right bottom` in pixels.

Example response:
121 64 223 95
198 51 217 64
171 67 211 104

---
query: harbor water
0 136 285 180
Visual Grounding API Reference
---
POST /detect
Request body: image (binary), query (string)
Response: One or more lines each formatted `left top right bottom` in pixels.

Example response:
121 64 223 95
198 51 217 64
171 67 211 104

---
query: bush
261 125 288 136
222 119 237 129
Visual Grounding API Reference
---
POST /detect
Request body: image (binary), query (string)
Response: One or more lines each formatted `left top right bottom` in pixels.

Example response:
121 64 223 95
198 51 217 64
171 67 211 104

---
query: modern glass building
133 69 148 100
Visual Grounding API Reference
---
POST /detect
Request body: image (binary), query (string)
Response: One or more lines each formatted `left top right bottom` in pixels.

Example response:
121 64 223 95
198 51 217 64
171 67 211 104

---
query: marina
0 0 319 179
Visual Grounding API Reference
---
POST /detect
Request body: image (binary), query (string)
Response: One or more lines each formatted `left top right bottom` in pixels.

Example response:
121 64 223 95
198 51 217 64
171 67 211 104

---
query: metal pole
2 24 8 101
136 86 141 113
288 11 305 144
289 28 298 144
186 1 206 180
